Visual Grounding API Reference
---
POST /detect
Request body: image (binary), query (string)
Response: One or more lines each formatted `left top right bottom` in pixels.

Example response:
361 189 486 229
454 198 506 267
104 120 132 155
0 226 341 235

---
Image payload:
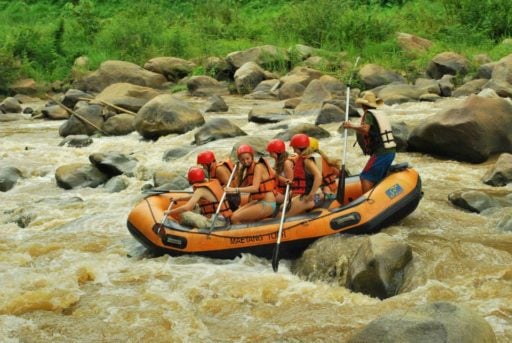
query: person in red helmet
266 138 294 204
286 133 323 216
225 144 277 224
167 167 232 222
196 149 239 210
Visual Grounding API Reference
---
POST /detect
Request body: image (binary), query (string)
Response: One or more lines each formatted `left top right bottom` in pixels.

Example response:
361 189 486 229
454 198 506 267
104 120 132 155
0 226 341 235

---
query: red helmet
266 139 286 154
290 133 310 149
187 167 205 184
236 144 254 157
197 150 215 164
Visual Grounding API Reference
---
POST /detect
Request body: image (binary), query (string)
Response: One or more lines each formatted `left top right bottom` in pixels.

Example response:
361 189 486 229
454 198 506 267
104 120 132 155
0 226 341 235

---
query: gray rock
194 118 247 145
55 163 109 189
89 152 138 177
0 166 22 192
58 135 94 147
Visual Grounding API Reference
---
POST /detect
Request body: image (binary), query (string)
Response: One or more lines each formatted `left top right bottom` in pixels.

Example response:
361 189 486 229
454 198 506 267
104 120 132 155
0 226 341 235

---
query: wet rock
245 79 280 100
348 302 496 343
408 95 512 163
58 135 94 148
315 103 344 125
277 81 305 100
348 233 412 299
439 74 455 96
448 189 512 213
134 94 205 140
103 175 129 193
58 104 105 137
163 147 193 162
497 213 512 232
234 62 267 95
61 89 93 109
194 118 246 145
55 163 109 189
103 113 135 136
377 83 422 105
205 95 229 112
92 82 161 113
248 104 291 124
294 80 332 116
391 121 410 152
276 123 330 141
484 53 512 97
42 105 70 120
319 75 345 99
153 169 189 189
453 79 488 97
0 166 22 192
481 153 512 186
89 152 138 177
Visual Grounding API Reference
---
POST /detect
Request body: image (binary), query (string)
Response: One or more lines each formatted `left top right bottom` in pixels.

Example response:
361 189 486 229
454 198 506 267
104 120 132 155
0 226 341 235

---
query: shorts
361 152 395 184
260 200 277 212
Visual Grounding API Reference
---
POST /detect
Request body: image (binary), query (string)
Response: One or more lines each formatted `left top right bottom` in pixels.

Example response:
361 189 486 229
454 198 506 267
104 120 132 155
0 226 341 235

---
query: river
1 94 511 342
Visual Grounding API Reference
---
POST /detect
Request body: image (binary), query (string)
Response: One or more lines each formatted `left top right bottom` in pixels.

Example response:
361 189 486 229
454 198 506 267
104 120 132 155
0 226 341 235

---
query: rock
9 79 38 95
408 95 512 163
153 170 189 189
288 44 317 61
73 60 167 93
134 94 205 140
143 57 196 82
103 175 129 193
93 82 161 113
230 137 269 159
391 121 410 152
280 66 323 87
0 97 23 113
234 62 267 95
60 89 93 109
89 152 138 177
427 51 470 79
226 44 289 69
453 79 488 97
448 190 497 213
58 104 104 137
481 153 512 186
102 113 135 136
276 123 331 141
55 163 109 189
348 233 412 299
485 53 512 97
186 75 229 96
359 64 406 89
315 103 344 125
42 105 70 120
294 79 332 116
58 135 94 147
194 118 247 145
163 147 193 162
203 56 233 81
377 83 422 105
415 78 440 95
348 302 497 343
0 166 22 192
248 104 291 123
205 95 229 112
396 32 432 54
277 81 305 100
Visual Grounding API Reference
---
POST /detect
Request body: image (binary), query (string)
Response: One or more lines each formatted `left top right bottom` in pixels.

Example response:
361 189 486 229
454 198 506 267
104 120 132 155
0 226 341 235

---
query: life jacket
192 179 232 218
356 110 396 155
208 160 235 185
321 157 339 193
240 157 276 200
290 154 313 196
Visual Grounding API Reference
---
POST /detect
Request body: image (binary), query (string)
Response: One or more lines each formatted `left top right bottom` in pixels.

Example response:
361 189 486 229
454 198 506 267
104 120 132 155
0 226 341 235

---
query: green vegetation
0 0 511 94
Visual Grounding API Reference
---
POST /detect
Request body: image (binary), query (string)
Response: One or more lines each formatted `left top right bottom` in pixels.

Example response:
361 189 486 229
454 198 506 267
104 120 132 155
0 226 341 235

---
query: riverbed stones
481 153 512 186
448 189 512 213
89 152 138 177
0 166 22 192
348 302 496 343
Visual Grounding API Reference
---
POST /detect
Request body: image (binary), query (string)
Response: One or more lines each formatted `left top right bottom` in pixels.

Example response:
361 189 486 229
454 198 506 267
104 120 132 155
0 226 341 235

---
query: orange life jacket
290 154 308 196
240 157 276 200
208 160 235 185
192 179 232 218
321 157 339 193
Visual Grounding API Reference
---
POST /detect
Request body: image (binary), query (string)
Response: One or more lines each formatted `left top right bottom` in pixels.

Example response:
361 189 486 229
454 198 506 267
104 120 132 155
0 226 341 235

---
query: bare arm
167 191 202 215
216 165 231 186
304 158 322 201
226 163 265 194
342 120 370 135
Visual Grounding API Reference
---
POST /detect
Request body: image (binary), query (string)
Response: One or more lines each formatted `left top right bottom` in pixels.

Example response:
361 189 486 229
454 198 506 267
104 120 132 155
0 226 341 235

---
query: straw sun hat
355 91 384 109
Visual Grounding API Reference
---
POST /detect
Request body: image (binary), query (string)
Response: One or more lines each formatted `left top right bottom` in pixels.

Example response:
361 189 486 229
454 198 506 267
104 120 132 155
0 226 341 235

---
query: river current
1 94 511 342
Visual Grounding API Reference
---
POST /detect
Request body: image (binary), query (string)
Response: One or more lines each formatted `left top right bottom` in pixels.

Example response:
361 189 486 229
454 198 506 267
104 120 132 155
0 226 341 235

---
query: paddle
156 199 174 237
272 183 291 272
209 164 238 233
337 57 360 205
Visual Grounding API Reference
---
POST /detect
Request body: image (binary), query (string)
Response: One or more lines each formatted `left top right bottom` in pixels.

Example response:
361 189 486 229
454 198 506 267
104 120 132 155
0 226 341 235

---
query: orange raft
127 163 422 259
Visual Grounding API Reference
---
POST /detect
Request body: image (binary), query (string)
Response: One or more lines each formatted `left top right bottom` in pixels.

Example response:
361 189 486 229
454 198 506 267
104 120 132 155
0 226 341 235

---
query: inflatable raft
127 163 422 259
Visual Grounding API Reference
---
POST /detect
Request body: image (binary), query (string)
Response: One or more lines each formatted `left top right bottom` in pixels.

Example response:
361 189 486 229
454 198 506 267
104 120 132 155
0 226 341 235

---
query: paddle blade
336 165 347 205
271 245 280 272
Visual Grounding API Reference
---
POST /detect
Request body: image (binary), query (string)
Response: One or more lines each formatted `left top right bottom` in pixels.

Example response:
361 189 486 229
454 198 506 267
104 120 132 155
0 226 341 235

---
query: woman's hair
274 151 289 175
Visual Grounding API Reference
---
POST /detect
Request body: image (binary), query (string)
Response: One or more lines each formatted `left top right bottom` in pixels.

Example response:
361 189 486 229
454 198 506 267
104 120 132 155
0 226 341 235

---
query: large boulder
448 188 512 213
143 57 196 82
89 152 138 177
93 83 161 113
194 118 247 145
359 64 406 89
348 233 412 299
348 302 496 343
186 75 229 96
248 104 291 124
396 32 432 54
376 83 422 105
8 78 38 95
58 104 104 137
276 123 330 141
294 80 332 116
426 51 469 79
234 62 266 95
102 113 135 136
0 97 23 113
484 53 512 97
408 95 512 163
74 60 167 93
134 94 205 140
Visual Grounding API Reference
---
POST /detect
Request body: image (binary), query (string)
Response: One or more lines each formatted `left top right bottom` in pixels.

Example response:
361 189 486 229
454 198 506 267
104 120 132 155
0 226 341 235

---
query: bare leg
230 202 274 224
286 196 314 217
361 179 374 194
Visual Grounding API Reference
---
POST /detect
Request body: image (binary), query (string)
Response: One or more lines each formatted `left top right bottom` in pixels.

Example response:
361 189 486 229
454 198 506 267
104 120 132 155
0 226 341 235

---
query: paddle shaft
209 164 238 232
337 57 360 205
157 199 174 236
272 183 291 272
